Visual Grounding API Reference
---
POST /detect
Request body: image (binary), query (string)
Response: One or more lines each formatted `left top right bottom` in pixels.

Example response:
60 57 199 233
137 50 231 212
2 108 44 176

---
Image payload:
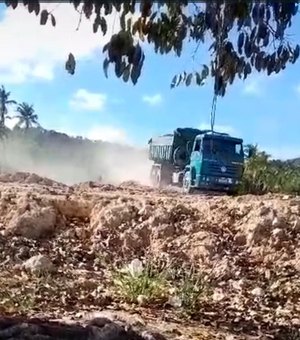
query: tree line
0 85 39 135
241 145 300 195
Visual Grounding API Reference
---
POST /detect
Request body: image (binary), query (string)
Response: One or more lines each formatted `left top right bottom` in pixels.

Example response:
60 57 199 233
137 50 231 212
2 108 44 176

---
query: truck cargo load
149 128 211 166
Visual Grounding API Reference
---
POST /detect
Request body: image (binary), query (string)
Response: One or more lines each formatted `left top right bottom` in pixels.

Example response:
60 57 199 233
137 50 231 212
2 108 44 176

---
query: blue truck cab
183 131 244 193
148 128 244 194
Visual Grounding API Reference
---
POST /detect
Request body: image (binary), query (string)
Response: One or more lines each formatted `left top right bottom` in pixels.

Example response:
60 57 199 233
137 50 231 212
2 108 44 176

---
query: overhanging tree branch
4 1 300 97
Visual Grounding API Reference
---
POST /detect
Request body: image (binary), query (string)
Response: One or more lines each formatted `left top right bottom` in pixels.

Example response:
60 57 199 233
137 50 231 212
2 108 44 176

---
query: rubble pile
0 172 299 339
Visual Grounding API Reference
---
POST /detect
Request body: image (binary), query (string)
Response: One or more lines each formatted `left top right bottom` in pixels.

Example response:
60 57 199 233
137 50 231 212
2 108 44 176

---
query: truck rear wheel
154 171 161 188
150 166 161 188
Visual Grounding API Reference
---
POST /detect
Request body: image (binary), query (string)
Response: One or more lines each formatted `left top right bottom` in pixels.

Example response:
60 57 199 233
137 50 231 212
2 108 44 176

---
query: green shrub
113 259 169 304
240 145 300 195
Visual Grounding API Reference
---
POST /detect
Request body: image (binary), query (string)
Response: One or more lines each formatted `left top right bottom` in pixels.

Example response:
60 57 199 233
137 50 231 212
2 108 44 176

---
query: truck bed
148 128 206 164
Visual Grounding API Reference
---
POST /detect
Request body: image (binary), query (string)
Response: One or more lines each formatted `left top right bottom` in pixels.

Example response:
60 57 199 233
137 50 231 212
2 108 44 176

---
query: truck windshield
202 138 243 159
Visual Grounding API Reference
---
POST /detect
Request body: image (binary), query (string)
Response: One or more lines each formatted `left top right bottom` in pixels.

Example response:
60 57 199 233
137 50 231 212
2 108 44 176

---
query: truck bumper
196 176 240 192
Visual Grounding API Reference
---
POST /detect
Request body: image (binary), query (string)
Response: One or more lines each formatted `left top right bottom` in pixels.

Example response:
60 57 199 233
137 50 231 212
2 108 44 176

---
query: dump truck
148 127 244 194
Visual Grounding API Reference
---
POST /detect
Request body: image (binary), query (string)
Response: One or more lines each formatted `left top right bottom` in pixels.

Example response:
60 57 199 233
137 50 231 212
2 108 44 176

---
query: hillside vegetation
241 146 300 195
0 127 150 185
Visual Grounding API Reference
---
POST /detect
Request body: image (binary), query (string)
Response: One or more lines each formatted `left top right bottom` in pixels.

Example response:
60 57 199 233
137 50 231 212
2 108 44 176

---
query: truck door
190 137 202 186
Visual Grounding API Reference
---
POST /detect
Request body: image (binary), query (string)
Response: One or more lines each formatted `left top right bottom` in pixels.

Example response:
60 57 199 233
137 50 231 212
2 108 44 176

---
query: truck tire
150 165 171 189
160 165 172 187
173 146 187 167
150 166 161 188
150 166 160 188
182 171 194 194
155 170 161 188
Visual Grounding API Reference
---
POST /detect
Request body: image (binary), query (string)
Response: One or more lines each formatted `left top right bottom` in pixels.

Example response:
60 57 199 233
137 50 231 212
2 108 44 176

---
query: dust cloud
0 129 153 186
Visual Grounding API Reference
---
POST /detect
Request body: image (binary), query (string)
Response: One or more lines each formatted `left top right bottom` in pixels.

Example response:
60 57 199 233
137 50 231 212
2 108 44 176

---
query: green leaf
208 42 216 52
5 1 18 10
114 2 122 12
263 32 269 47
104 2 112 15
149 11 157 21
266 7 271 22
115 60 126 78
102 43 109 53
293 44 300 64
40 9 48 25
170 75 177 89
130 53 144 85
258 4 265 20
244 35 251 58
252 3 259 25
65 53 76 75
100 17 107 35
201 65 209 79
122 65 131 82
72 0 81 10
127 18 132 31
93 15 100 33
195 72 202 86
244 62 251 79
120 12 126 31
178 71 187 85
131 64 141 85
132 44 142 66
50 13 56 27
185 73 193 86
103 58 110 78
28 1 39 15
237 32 244 54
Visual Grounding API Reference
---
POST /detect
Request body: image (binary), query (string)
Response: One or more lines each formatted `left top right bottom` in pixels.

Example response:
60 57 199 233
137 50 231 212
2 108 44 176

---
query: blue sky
1 3 300 159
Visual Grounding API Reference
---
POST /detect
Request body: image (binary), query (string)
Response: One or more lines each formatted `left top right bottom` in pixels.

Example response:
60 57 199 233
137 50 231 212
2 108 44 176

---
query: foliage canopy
241 145 300 195
4 1 300 96
15 102 39 129
0 85 16 127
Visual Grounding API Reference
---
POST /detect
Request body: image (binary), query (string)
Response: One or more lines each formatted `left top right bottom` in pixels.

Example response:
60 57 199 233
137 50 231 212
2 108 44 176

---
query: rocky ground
0 172 299 339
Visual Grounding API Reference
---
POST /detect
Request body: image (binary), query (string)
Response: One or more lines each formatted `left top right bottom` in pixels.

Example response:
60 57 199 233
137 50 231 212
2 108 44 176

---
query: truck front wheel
183 171 193 194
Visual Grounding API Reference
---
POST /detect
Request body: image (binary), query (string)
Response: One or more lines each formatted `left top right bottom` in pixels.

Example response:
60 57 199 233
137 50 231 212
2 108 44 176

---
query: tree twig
76 8 83 31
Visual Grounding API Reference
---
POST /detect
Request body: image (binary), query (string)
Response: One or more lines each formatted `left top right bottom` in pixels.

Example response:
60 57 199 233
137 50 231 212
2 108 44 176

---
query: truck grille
204 162 242 178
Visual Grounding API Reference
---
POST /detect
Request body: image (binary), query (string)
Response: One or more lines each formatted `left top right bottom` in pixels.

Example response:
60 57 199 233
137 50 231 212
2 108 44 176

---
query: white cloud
242 73 280 96
142 94 163 106
295 84 300 95
51 123 130 145
85 125 129 144
198 123 238 136
243 78 262 96
0 4 137 84
5 116 19 130
69 89 107 111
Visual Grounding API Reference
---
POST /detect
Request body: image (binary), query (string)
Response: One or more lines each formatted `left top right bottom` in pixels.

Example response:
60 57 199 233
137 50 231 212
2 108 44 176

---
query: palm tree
244 143 258 159
14 102 39 129
0 85 16 127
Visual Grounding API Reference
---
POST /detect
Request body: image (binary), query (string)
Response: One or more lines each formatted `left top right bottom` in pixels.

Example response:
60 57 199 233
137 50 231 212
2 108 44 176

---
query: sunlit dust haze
0 129 152 186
